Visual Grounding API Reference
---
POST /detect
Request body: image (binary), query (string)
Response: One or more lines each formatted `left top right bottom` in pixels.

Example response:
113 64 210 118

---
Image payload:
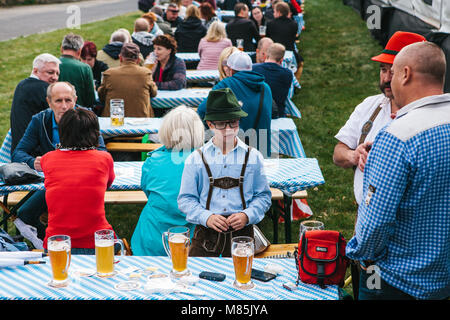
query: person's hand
226 212 249 231
34 156 42 172
206 214 229 233
357 142 373 172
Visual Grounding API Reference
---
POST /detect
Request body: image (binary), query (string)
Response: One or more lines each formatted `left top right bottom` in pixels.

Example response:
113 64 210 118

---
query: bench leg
283 196 292 243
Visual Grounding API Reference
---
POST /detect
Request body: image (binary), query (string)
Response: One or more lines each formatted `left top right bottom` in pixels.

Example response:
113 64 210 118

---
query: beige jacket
98 61 157 118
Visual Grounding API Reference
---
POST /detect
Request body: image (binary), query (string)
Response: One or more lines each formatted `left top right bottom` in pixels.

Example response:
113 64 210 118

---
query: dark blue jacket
252 62 293 117
12 108 106 169
197 71 272 157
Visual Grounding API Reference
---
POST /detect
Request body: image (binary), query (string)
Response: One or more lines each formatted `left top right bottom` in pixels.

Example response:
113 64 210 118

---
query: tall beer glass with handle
48 235 71 288
232 236 255 290
162 226 191 278
95 229 124 278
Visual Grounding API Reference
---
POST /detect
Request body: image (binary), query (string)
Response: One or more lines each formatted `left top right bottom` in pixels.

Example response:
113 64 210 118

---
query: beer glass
48 235 71 288
162 226 190 278
110 99 124 126
259 25 266 37
299 220 324 240
95 229 124 278
232 236 255 290
236 39 244 51
144 52 157 70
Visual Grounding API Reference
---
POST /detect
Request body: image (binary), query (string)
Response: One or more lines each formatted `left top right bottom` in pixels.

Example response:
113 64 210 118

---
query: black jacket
175 17 207 53
10 77 49 155
225 16 259 51
266 16 297 51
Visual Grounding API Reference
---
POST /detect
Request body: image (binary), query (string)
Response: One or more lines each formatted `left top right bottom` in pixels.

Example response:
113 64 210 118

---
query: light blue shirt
177 137 272 228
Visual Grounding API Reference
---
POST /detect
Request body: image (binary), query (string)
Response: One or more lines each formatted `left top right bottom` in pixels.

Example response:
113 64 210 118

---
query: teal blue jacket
131 147 195 256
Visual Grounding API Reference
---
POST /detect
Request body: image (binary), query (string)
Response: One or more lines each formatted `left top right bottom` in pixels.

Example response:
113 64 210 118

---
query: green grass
1 1 385 251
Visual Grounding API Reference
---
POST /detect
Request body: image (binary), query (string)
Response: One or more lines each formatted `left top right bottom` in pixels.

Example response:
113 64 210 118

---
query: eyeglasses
211 120 239 130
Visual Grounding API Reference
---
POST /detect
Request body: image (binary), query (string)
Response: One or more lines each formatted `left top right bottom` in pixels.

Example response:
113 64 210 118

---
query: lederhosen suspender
197 147 252 211
358 104 382 145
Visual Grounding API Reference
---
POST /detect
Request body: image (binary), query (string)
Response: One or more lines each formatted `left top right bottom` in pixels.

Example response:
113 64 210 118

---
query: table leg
283 195 292 243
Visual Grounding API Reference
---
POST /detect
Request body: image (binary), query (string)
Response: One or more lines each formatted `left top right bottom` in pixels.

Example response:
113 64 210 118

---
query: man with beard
333 31 425 207
332 31 425 299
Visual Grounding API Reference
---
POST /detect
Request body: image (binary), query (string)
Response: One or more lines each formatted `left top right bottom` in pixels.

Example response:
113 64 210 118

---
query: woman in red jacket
41 108 116 255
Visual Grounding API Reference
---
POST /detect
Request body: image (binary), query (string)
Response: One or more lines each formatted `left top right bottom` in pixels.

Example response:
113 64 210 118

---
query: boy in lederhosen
178 88 272 257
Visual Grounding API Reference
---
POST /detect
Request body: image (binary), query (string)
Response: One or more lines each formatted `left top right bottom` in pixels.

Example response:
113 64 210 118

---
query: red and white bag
295 230 349 288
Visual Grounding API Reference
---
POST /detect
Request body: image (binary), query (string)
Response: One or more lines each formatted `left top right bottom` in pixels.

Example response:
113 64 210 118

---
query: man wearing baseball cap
332 31 426 299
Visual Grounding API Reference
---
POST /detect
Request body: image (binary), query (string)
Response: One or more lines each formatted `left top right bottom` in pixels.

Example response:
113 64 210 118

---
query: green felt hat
204 88 248 121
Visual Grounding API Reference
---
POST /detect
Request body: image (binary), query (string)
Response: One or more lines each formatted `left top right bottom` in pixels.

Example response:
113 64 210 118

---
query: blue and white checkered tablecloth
99 117 305 159
186 69 220 83
0 159 324 196
151 88 301 119
0 255 338 300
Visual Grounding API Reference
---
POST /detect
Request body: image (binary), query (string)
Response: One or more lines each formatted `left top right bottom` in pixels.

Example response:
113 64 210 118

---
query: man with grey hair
58 33 95 109
12 81 106 249
10 53 60 154
253 42 293 117
346 42 450 300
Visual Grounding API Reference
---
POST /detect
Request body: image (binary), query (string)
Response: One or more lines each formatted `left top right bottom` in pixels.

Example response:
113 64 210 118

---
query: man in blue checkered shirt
346 42 450 300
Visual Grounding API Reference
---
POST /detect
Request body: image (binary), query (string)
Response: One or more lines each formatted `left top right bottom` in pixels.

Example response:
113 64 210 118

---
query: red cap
371 31 426 64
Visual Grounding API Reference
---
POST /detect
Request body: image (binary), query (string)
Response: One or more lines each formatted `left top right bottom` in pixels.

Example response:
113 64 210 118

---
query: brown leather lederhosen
189 147 254 257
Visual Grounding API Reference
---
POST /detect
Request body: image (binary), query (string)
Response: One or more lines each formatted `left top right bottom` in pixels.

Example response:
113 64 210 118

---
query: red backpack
295 230 349 288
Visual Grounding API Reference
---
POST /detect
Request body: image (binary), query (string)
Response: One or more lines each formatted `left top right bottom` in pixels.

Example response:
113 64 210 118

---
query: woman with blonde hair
131 105 205 256
175 5 207 53
197 21 232 70
217 46 239 79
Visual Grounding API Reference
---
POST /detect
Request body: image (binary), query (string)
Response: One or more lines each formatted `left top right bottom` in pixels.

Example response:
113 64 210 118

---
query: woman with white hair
197 20 232 70
131 105 205 256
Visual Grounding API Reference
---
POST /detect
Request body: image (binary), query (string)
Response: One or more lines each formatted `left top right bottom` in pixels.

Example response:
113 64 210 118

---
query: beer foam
96 239 114 247
169 234 188 244
48 240 69 251
233 247 253 257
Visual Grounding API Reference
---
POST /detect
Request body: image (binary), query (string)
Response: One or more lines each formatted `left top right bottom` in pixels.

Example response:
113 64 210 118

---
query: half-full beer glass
232 236 255 290
110 99 124 126
95 229 124 277
162 226 190 278
48 235 71 288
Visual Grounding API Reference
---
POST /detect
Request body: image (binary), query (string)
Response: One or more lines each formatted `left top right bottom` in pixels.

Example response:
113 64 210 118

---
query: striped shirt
346 94 450 300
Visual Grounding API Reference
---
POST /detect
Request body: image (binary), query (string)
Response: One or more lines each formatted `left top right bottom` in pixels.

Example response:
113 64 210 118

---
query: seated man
58 33 95 109
197 51 273 158
98 43 157 118
10 53 60 155
132 17 154 59
178 88 272 257
225 3 259 51
252 43 293 117
163 3 182 29
255 37 273 63
12 82 106 248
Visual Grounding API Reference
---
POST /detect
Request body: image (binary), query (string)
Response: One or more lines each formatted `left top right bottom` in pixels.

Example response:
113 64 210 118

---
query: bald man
12 82 106 247
346 42 450 300
132 17 154 59
255 37 273 63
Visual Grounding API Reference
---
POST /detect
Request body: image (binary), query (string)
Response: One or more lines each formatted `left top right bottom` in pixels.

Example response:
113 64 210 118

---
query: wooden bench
105 142 163 153
255 243 297 258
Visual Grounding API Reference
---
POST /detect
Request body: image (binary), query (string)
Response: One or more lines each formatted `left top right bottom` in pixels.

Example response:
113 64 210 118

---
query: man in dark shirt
10 53 60 155
163 3 183 29
225 3 259 51
252 43 293 118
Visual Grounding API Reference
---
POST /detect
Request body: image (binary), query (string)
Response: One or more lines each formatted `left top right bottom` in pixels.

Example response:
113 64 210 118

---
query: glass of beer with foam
232 236 255 290
95 229 124 278
162 226 191 278
48 235 71 288
110 99 124 126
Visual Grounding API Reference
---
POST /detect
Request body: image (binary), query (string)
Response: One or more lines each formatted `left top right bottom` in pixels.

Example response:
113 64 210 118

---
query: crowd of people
5 0 449 300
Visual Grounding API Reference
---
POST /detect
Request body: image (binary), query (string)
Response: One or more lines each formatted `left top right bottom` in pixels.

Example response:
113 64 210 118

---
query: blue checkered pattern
0 255 339 300
346 123 450 300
